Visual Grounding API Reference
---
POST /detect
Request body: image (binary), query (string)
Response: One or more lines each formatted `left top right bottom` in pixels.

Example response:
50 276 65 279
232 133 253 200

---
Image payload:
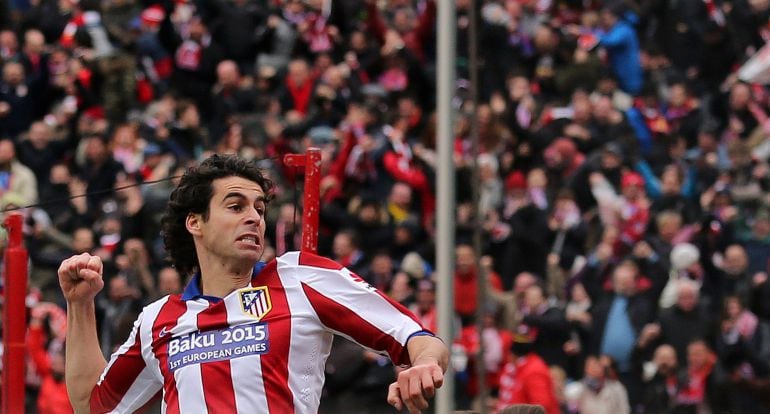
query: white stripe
287 253 423 347
175 363 207 413
140 296 170 383
98 316 141 385
277 255 333 414
230 352 270 412
98 298 167 413
110 304 164 412
173 300 209 413
225 289 270 412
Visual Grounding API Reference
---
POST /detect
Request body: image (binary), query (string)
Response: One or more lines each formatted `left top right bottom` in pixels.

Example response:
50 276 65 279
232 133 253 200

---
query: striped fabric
90 252 427 413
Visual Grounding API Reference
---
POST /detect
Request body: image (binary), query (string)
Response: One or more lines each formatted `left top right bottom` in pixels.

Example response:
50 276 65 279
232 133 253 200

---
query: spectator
0 137 37 205
521 283 570 370
596 4 642 95
209 60 258 141
583 258 664 406
497 326 561 414
278 58 316 117
454 243 502 325
0 61 34 138
16 120 74 193
156 266 182 297
409 279 437 333
331 228 367 275
161 15 224 119
75 135 122 213
638 344 680 414
565 354 630 414
27 302 72 414
675 339 718 413
645 279 713 361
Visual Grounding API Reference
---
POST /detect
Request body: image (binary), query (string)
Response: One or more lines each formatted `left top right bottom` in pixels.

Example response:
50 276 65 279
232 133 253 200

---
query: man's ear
186 213 202 236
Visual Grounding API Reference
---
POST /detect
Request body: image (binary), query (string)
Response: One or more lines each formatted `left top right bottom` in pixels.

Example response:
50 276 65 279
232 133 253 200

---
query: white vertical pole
436 0 456 412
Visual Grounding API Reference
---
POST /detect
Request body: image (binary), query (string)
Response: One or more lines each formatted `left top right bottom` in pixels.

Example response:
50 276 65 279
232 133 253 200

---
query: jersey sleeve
90 311 162 413
292 252 430 366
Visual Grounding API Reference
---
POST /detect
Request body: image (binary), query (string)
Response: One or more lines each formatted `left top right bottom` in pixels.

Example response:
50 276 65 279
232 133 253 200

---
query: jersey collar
182 262 267 301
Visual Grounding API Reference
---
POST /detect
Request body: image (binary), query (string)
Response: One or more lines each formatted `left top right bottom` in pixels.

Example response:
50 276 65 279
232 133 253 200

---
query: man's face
687 342 709 369
455 245 476 274
661 169 681 195
613 264 636 295
514 273 535 296
584 356 604 379
332 234 353 258
0 140 14 164
370 254 392 275
28 122 51 148
524 286 544 310
2 62 23 86
724 245 748 275
72 228 94 253
158 267 182 295
416 285 435 310
621 183 643 200
677 287 698 312
288 60 310 85
389 183 412 208
653 345 677 376
729 84 751 111
193 176 267 266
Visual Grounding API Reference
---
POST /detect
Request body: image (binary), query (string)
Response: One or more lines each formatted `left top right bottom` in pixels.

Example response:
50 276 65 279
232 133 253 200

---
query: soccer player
58 154 448 413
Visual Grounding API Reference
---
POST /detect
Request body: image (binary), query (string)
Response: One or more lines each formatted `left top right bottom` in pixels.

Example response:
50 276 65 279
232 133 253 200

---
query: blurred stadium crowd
1 0 770 412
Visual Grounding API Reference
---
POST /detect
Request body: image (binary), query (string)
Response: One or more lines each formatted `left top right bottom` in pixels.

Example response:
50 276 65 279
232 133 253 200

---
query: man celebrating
58 154 447 413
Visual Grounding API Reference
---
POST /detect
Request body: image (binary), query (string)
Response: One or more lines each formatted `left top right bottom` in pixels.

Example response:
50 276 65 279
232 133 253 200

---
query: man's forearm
407 335 449 371
66 301 108 414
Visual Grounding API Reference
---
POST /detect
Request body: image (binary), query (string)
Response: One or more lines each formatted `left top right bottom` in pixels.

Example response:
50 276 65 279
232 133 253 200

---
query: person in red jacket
454 243 503 325
497 326 561 414
28 303 73 414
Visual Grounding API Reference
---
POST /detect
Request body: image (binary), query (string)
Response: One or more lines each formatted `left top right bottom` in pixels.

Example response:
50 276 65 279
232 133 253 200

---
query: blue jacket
599 18 643 95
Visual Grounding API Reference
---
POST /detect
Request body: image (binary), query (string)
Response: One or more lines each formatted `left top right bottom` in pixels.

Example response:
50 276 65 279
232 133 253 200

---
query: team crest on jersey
239 286 272 320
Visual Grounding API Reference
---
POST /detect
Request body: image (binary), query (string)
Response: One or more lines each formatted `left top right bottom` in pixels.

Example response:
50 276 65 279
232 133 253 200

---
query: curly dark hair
161 154 274 276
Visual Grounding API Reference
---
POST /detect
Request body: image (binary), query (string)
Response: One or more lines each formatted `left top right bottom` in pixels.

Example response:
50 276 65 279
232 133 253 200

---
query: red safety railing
3 213 28 414
284 148 322 253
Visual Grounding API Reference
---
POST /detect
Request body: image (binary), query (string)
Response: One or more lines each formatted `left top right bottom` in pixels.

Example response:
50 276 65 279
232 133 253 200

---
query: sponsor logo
167 322 269 371
159 326 170 337
239 286 272 320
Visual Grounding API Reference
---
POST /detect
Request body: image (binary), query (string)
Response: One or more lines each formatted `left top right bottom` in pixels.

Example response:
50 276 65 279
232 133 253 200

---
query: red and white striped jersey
89 251 428 413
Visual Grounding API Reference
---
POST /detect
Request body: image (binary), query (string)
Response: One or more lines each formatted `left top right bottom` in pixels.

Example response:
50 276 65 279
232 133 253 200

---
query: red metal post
3 213 27 414
283 148 322 253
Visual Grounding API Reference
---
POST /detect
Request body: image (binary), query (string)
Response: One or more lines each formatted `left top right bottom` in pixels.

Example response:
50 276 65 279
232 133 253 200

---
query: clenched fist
58 253 104 303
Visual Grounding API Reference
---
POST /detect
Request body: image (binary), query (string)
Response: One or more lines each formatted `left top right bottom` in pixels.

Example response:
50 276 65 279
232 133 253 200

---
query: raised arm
58 253 107 413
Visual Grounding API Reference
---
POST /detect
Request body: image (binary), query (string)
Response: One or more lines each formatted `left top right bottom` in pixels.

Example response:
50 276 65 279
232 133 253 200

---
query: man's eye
229 205 242 211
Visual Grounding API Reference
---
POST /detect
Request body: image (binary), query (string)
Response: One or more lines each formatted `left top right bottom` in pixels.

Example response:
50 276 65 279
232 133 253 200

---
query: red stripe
353 270 424 328
302 283 411 365
300 252 424 328
90 328 145 413
197 302 238 412
255 260 294 412
151 296 188 414
298 251 343 270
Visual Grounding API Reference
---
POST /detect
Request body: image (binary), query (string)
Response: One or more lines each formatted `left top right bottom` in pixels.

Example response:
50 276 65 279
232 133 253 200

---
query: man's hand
387 359 444 413
58 253 104 303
